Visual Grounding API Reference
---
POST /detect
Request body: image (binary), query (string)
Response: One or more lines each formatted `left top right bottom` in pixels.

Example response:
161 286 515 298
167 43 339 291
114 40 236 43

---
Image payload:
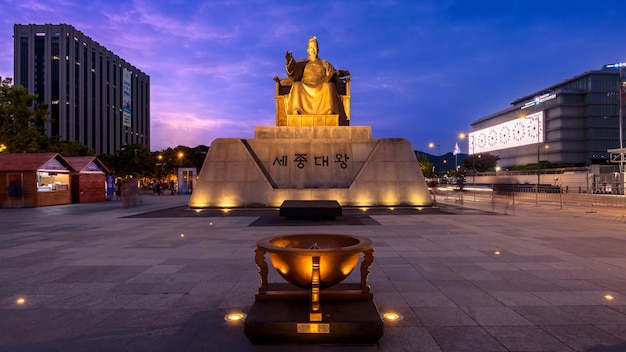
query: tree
463 153 500 172
415 152 433 177
102 143 155 178
152 147 179 180
46 138 95 157
0 77 50 153
152 145 209 179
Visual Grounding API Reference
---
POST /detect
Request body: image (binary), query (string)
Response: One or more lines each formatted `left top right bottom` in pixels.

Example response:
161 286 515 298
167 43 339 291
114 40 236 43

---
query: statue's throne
274 70 351 127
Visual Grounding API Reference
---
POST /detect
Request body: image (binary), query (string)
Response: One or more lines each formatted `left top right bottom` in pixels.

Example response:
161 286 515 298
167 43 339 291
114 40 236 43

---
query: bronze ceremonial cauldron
256 234 373 289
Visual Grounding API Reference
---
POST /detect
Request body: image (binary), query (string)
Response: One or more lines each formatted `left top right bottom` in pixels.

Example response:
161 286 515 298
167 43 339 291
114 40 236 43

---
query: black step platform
279 200 342 220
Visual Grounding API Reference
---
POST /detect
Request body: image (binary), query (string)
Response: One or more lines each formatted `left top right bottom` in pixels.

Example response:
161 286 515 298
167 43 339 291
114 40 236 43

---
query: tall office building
470 64 625 168
13 24 150 155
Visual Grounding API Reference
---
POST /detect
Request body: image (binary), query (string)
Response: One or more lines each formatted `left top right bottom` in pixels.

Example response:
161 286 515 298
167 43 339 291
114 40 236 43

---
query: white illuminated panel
122 69 132 128
469 111 543 154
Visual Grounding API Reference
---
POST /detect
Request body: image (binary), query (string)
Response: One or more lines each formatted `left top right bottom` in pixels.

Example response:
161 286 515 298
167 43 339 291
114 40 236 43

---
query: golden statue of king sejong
285 36 342 116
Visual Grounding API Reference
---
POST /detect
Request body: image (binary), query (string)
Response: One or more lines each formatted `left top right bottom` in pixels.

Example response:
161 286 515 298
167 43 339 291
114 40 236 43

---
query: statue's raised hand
285 51 293 64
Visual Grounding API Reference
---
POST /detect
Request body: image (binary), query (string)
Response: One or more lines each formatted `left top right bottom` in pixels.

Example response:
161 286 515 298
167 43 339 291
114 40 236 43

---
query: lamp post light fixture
428 143 441 175
520 113 544 206
428 142 441 155
608 70 625 192
157 154 164 180
178 152 184 167
469 134 477 185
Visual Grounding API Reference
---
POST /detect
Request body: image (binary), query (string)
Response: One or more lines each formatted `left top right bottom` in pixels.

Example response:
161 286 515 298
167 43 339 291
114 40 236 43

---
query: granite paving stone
428 326 507 352
412 306 477 327
510 305 585 325
484 325 572 351
541 324 625 351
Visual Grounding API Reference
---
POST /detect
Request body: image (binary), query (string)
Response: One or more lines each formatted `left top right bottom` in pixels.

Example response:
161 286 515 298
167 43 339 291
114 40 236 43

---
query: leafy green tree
0 77 50 153
463 153 500 172
102 143 155 178
415 152 433 177
152 147 179 180
46 138 95 156
178 145 209 171
152 145 209 179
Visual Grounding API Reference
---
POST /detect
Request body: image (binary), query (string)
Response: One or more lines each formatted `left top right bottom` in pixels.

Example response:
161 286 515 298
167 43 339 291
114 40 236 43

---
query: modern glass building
470 64 625 169
13 24 150 155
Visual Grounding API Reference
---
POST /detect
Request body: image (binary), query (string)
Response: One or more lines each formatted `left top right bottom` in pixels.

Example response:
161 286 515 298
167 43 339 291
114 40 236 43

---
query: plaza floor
0 193 625 351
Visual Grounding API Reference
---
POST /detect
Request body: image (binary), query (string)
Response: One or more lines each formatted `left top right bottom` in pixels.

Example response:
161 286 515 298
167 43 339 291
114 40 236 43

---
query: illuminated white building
470 65 625 168
13 24 150 155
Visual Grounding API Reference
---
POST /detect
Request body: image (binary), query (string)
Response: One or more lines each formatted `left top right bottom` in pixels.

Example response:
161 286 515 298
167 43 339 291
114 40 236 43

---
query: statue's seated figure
274 36 350 126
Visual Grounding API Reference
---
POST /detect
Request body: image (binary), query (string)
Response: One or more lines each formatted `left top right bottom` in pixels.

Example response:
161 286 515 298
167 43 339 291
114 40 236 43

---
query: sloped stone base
189 126 433 208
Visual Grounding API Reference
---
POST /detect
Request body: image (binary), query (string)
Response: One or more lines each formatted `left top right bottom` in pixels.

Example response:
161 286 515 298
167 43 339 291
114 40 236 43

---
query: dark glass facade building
470 66 625 169
13 24 150 155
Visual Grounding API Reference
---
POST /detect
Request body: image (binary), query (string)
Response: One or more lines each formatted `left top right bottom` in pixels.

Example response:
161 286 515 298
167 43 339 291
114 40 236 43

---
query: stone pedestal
287 114 338 126
189 126 433 208
244 299 383 344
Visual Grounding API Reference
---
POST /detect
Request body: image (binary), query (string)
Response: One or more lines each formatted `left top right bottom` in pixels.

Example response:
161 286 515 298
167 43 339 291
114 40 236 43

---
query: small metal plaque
296 323 330 334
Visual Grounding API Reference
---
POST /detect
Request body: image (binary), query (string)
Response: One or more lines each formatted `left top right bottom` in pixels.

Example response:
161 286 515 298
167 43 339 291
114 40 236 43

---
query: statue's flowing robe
286 58 339 115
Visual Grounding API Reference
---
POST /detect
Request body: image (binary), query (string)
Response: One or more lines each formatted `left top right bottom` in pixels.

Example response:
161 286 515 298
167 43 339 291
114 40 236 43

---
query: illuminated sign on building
469 111 543 154
122 69 132 128
602 62 626 70
521 93 556 110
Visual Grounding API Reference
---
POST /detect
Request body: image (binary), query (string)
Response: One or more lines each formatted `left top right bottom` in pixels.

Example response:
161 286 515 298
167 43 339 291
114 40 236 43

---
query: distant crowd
112 178 179 208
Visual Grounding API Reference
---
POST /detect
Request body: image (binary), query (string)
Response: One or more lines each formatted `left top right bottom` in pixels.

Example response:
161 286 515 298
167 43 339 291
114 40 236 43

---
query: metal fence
439 184 626 210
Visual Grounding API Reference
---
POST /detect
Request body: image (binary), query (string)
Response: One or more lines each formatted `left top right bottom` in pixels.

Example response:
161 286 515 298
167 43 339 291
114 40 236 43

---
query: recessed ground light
381 312 403 321
16 297 25 305
605 294 615 301
224 313 247 322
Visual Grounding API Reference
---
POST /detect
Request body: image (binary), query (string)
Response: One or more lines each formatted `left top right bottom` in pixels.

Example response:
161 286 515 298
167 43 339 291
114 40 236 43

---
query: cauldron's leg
360 248 374 293
310 256 322 321
255 247 268 295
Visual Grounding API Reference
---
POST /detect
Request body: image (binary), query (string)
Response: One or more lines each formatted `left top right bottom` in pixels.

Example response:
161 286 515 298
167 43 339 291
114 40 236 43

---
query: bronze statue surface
284 36 342 116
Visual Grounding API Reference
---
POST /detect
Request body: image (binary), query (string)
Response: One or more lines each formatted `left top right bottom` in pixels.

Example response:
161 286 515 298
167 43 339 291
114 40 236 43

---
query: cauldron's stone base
244 299 383 344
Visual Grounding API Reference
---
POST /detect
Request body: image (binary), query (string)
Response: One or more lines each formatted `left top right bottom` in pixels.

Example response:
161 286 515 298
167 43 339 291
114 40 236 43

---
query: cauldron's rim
257 233 372 254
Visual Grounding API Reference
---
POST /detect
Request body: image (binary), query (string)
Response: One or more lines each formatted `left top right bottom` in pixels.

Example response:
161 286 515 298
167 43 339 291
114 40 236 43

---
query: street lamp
428 142 441 155
521 113 543 205
156 155 164 180
178 152 184 166
428 143 441 175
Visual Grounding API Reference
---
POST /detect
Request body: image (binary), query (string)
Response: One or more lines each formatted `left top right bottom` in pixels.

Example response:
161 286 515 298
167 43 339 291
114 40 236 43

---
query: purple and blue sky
1 0 625 153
